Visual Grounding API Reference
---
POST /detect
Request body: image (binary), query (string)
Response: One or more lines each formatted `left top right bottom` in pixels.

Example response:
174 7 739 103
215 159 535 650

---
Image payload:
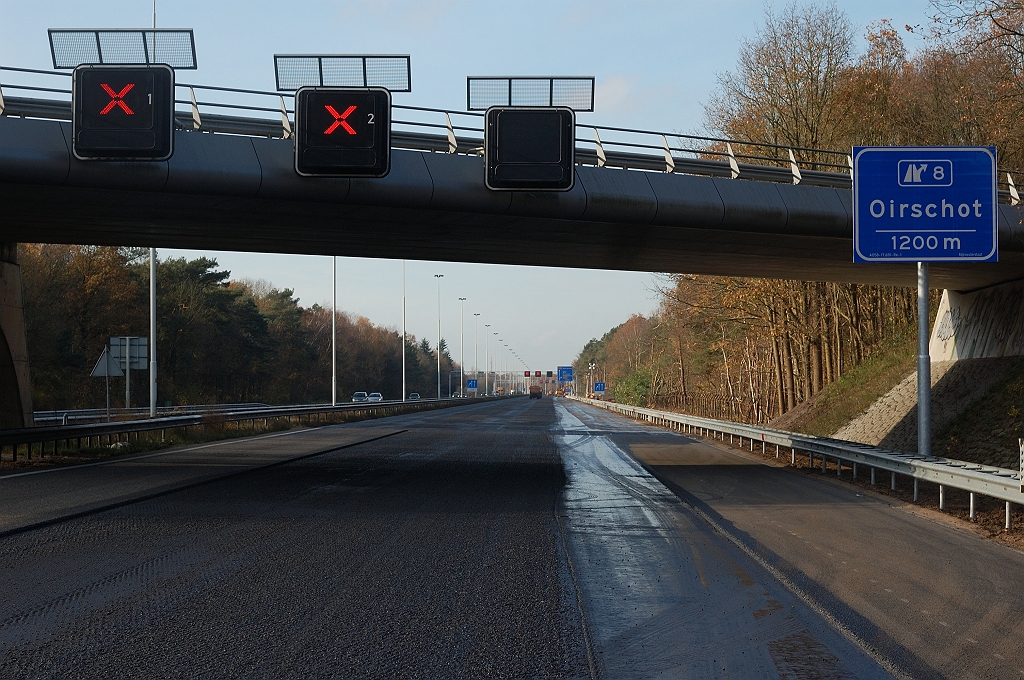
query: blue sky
1 0 933 371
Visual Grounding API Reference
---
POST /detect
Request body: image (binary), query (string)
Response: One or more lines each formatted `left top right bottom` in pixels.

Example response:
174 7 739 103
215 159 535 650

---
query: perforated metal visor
468 77 594 111
275 55 411 92
49 29 197 69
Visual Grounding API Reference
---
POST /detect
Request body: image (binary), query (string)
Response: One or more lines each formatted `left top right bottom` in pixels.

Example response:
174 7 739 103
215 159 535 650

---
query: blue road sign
557 366 573 382
467 379 478 389
853 147 997 263
593 382 605 393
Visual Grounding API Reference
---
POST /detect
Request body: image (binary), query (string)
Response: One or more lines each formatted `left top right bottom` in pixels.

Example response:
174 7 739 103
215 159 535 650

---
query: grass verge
770 324 917 437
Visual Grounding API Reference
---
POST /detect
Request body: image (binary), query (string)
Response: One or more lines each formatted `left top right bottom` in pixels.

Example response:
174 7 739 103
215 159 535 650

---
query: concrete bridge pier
0 243 33 429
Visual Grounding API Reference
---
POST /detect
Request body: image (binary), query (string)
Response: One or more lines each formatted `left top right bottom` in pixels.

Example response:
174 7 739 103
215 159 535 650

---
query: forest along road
560 399 1024 680
1 397 889 678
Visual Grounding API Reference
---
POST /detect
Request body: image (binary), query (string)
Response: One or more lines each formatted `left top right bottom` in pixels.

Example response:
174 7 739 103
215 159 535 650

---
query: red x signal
324 105 357 135
99 83 135 115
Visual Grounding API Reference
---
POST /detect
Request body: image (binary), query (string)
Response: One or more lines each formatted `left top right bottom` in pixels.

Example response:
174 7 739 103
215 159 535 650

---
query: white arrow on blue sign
853 146 997 263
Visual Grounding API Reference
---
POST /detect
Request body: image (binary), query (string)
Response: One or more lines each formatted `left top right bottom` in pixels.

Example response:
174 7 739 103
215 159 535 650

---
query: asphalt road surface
2 397 992 678
560 399 1024 679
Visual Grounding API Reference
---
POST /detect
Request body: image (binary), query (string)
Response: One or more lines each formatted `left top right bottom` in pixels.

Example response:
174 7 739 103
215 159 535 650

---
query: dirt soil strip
0 427 406 537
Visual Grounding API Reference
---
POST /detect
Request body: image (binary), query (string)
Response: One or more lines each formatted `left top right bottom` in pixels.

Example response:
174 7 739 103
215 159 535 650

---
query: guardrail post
808 451 813 468
1006 502 1012 530
891 472 897 490
822 455 826 473
871 467 876 485
791 448 795 465
969 493 976 520
938 484 945 510
837 459 841 476
852 462 857 479
914 478 919 502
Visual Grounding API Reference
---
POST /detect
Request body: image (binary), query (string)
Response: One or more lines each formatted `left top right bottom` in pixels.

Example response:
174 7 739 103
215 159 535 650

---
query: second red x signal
294 87 391 178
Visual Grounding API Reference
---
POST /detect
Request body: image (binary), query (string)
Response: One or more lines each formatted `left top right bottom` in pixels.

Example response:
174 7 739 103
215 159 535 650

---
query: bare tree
704 2 856 155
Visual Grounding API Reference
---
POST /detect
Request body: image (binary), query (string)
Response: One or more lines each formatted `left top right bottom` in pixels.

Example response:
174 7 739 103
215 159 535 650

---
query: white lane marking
0 425 334 480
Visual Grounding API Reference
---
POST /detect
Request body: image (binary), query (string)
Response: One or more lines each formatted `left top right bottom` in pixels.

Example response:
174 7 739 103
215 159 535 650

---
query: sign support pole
402 260 406 402
332 256 337 407
918 262 931 458
105 346 111 421
150 248 157 418
125 337 131 410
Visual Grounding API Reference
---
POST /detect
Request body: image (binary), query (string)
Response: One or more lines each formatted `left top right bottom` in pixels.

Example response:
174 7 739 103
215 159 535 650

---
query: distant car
352 392 368 402
368 392 383 402
529 385 543 399
408 393 420 400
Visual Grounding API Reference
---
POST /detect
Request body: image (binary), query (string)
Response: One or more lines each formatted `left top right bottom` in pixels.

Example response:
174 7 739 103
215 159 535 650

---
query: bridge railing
569 395 1022 529
1 397 504 462
2 63 1020 198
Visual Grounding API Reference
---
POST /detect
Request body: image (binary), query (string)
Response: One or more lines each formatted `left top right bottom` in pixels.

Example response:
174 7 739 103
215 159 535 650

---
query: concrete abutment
0 243 33 429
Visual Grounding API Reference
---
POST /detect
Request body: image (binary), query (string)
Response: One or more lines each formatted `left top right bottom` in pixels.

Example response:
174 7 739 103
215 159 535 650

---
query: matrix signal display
72 64 175 160
294 87 391 177
485 106 575 191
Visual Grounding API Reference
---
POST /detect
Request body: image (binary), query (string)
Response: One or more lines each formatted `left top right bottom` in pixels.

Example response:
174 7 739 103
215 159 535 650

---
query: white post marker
853 146 997 462
1019 438 1024 493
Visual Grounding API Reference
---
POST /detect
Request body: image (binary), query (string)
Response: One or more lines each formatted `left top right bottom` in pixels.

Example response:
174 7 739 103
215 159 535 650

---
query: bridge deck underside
2 117 1022 290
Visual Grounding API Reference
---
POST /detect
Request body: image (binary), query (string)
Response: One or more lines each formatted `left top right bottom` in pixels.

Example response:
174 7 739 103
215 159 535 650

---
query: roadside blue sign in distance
557 366 573 382
593 382 605 393
852 146 997 263
467 379 478 389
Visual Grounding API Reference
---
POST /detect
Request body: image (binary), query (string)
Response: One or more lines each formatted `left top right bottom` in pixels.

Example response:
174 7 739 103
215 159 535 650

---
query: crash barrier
0 397 507 462
570 396 1022 530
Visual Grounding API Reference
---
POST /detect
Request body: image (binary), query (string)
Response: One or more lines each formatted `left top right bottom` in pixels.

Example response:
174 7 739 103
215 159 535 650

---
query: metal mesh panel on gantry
468 78 510 109
274 55 411 91
320 57 364 87
467 77 594 111
364 57 410 91
275 56 321 91
144 31 196 68
552 78 594 111
49 29 197 69
510 79 550 106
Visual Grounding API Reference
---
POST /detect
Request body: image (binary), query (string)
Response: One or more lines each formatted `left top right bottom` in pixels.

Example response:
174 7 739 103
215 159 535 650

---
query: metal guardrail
570 396 1022 527
4 63 988 194
1 397 505 460
33 402 270 425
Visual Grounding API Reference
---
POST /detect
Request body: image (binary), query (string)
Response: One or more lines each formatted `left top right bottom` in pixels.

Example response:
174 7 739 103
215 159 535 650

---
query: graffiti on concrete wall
930 279 1024 360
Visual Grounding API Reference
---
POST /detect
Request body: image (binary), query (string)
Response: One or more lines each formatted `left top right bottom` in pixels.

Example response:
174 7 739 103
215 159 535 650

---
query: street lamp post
459 297 466 397
473 313 480 397
149 247 157 417
401 260 406 401
435 274 443 399
484 324 490 395
332 256 337 406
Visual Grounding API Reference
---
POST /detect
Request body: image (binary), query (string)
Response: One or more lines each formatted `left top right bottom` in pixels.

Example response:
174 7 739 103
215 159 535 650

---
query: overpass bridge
2 65 1023 291
2 65 1024 428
